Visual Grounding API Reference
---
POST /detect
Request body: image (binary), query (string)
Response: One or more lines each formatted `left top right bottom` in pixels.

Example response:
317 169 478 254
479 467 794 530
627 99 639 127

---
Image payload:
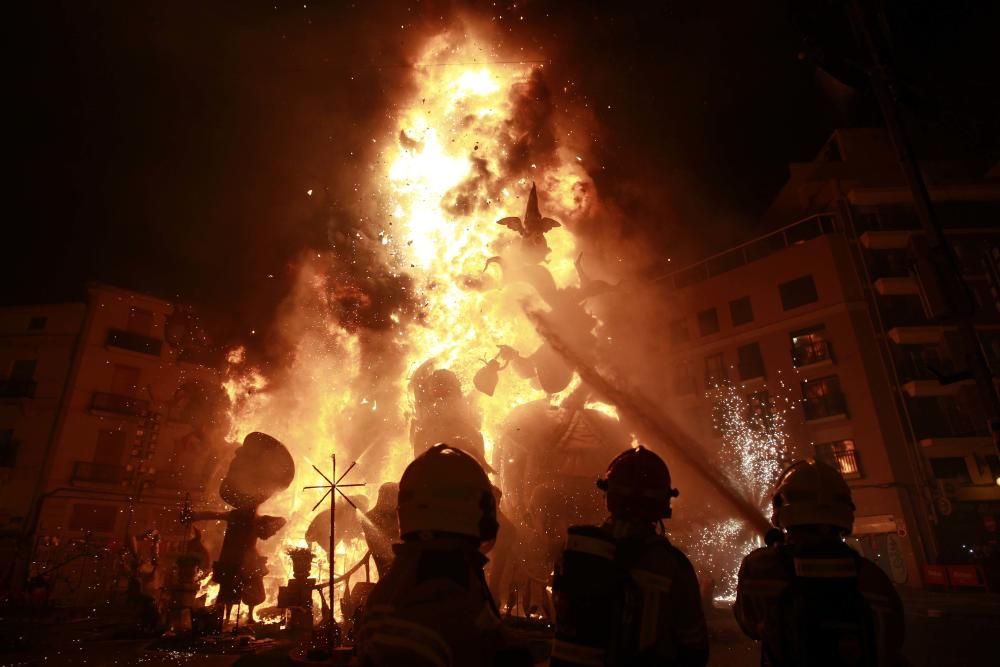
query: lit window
815 439 861 479
791 325 833 367
802 375 847 420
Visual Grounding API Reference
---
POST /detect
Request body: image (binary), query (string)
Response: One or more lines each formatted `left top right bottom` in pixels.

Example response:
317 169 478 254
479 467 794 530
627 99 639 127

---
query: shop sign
946 565 985 588
922 564 948 586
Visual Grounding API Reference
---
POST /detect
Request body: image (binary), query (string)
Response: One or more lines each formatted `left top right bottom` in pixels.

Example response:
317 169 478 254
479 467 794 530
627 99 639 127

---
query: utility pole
847 0 1000 456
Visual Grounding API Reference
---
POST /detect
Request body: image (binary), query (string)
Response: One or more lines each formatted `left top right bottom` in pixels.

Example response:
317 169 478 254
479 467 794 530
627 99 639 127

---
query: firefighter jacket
356 537 532 667
734 540 904 667
551 520 709 667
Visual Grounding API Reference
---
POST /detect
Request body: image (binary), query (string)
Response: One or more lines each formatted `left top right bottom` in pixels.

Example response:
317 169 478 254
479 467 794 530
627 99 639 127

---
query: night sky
6 0 997 342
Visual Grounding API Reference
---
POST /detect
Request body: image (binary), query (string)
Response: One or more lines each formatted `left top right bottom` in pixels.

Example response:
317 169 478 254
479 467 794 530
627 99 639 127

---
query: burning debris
183 432 295 625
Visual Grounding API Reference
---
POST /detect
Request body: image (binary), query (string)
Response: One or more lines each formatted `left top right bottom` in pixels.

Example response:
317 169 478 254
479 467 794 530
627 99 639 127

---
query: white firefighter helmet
397 443 498 542
771 459 855 533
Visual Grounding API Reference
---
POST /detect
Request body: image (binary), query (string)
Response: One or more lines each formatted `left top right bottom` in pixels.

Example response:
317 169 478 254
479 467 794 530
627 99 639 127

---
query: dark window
673 361 697 395
9 359 36 381
670 319 690 344
729 296 754 326
127 308 154 335
111 365 140 397
704 353 727 386
28 316 47 330
737 343 766 380
791 325 833 367
815 439 861 479
0 430 16 467
68 503 118 532
94 429 127 466
802 375 847 420
697 308 720 336
106 328 163 356
929 457 972 484
779 275 819 310
0 360 36 398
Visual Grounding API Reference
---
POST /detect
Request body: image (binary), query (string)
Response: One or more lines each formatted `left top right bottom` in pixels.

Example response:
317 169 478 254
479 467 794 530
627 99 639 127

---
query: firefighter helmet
597 446 679 521
771 460 855 533
397 443 498 542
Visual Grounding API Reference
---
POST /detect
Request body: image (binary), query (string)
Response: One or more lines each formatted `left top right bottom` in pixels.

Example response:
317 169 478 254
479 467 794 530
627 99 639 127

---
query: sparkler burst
688 374 793 601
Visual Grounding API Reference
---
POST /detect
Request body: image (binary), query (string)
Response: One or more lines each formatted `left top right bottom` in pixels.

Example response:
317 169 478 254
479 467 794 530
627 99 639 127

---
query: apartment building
0 284 222 603
656 129 1000 588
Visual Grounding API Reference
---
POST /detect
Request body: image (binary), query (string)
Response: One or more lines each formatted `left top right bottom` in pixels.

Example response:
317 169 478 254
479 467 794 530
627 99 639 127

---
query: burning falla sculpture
481 182 614 397
184 432 294 625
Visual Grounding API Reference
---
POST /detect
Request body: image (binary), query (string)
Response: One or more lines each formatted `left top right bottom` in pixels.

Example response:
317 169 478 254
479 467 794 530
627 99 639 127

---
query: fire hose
527 309 772 535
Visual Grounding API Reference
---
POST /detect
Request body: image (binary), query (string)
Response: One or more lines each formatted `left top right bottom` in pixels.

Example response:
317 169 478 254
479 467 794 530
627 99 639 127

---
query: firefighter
734 460 905 667
551 445 709 667
356 443 532 667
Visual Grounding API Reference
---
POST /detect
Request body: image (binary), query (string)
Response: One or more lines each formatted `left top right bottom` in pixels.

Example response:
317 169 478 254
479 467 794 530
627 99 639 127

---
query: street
3 590 998 666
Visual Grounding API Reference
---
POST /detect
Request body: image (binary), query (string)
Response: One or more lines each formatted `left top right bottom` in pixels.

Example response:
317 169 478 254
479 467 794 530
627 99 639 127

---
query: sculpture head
219 432 295 509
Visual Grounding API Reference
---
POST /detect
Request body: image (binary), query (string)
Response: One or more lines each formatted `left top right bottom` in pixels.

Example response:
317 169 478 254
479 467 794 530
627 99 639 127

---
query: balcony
91 392 150 417
72 461 127 485
803 392 848 421
887 326 945 345
106 328 162 357
874 277 920 296
919 436 995 458
860 230 913 250
0 378 36 398
792 340 833 368
828 448 862 479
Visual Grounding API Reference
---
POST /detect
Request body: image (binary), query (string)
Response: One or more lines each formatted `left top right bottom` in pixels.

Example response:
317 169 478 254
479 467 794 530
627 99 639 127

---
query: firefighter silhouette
356 444 532 667
735 460 904 667
551 446 709 667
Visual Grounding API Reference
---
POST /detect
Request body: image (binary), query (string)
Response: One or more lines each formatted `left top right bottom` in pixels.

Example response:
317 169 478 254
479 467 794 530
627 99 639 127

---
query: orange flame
222 31 601 609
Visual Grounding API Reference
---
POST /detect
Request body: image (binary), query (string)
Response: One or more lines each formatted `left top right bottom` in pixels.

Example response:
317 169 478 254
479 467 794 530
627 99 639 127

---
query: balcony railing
91 392 150 417
792 340 833 367
106 328 162 357
803 392 848 421
72 461 127 484
831 448 862 478
659 214 838 289
0 378 36 398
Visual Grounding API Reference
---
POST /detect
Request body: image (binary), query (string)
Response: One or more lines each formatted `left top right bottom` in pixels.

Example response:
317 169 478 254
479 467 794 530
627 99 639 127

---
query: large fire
219 32 605 610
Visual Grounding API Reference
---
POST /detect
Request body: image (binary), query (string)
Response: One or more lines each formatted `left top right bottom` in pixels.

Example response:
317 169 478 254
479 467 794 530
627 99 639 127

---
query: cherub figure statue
184 431 294 625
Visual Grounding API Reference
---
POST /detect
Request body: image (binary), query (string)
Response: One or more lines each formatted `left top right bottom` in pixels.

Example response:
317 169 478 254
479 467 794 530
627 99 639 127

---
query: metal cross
304 453 366 649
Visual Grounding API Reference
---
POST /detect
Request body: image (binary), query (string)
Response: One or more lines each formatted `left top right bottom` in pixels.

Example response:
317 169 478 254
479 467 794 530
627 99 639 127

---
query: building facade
655 129 1000 588
0 284 223 604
